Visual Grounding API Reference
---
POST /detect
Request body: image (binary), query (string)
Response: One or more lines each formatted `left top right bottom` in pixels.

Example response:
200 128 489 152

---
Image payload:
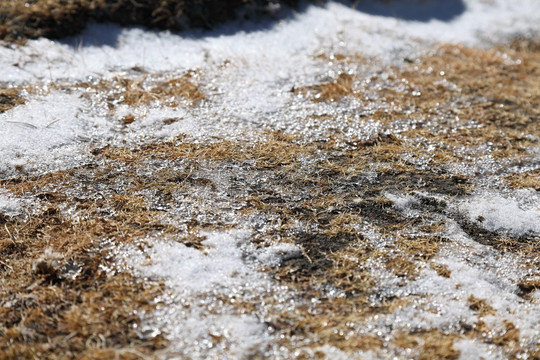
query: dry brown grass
299 39 540 179
294 73 356 102
0 210 168 359
1 39 538 358
518 278 540 301
0 0 301 42
430 263 451 278
394 330 461 360
70 73 205 108
0 164 199 359
467 296 496 317
0 88 25 112
505 169 540 191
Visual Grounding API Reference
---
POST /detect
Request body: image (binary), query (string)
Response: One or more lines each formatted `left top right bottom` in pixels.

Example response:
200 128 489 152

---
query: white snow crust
0 190 22 217
458 190 540 236
118 231 301 359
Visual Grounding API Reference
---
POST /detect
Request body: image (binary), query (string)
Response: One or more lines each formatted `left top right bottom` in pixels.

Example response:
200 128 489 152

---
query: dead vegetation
394 330 460 360
0 0 301 42
0 88 25 112
69 73 205 108
299 39 539 177
1 39 539 358
505 169 540 191
0 206 168 359
294 73 355 102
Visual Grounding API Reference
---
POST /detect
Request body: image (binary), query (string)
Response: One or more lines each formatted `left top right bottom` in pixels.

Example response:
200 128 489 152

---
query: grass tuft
0 0 301 42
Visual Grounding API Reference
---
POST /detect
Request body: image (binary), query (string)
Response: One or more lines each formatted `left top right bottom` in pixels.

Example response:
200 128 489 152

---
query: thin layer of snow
2 0 538 84
254 242 302 266
457 190 540 237
0 190 39 217
0 190 22 217
455 339 504 360
385 192 421 217
0 91 110 177
1 1 539 357
359 218 539 358
1 0 539 177
117 230 301 359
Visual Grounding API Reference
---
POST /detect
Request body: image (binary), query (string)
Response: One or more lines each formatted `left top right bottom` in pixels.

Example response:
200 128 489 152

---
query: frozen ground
1 0 539 359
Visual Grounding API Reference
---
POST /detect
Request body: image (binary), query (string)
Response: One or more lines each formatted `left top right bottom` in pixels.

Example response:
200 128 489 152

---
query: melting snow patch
0 189 39 217
2 0 539 85
364 217 540 356
117 230 301 359
457 190 540 237
0 91 110 177
254 242 302 266
385 192 421 217
454 339 504 360
0 190 22 217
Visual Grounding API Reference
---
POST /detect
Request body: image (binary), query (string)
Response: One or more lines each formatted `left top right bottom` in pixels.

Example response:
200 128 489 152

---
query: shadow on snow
61 0 465 49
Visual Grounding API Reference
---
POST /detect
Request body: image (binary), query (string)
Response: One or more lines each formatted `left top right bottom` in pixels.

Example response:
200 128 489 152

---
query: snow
457 190 540 237
254 242 303 266
2 0 539 84
0 91 110 177
1 0 539 358
0 190 22 217
455 339 504 360
0 189 39 217
1 0 539 177
117 230 301 358
385 192 420 217
358 219 540 358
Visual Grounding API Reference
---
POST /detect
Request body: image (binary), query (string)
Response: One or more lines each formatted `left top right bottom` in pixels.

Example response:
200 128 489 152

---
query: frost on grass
1 1 539 359
0 118 531 358
0 88 25 112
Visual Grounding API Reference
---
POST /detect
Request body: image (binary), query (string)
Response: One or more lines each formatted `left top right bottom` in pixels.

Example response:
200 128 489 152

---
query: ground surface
0 1 539 359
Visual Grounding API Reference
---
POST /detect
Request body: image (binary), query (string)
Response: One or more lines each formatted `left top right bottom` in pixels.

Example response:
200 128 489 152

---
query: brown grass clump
467 296 496 317
68 73 205 108
430 263 451 278
394 330 461 360
397 235 445 261
0 210 168 359
517 278 540 300
0 87 25 112
294 73 356 102
505 169 540 191
0 0 301 42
